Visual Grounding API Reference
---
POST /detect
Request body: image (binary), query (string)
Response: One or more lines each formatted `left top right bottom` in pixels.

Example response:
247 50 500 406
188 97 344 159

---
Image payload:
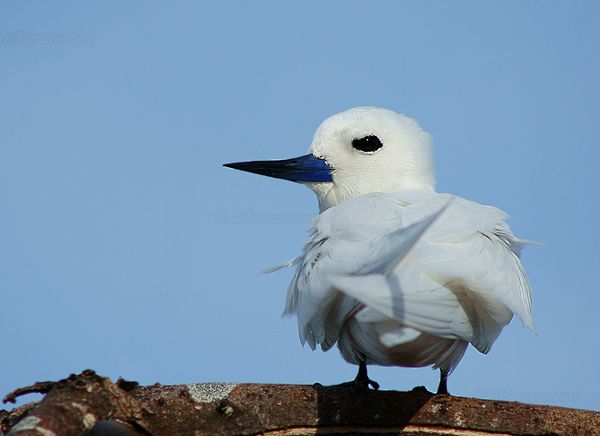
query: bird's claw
365 378 380 390
333 377 379 390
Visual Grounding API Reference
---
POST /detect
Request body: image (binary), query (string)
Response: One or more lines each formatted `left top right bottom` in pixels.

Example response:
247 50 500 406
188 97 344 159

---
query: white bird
224 107 534 394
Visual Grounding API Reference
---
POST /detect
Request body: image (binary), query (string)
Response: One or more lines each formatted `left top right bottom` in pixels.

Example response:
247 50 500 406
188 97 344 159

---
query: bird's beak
223 154 333 183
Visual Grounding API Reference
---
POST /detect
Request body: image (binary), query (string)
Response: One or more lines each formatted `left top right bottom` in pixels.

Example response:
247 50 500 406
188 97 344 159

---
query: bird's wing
285 191 533 354
395 191 534 330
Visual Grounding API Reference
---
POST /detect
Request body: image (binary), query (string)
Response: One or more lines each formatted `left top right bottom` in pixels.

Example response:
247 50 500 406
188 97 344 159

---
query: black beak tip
223 162 241 170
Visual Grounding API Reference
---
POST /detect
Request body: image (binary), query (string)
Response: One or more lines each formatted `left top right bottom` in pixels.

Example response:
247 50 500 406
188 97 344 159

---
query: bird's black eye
351 135 383 153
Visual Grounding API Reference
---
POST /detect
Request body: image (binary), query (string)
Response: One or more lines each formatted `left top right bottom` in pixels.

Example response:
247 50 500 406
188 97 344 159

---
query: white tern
224 107 534 394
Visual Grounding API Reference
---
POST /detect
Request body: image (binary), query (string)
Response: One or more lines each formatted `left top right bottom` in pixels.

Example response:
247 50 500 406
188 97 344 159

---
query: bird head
224 107 435 211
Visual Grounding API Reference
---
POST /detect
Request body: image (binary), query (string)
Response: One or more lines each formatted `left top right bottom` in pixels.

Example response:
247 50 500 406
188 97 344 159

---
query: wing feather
282 190 533 354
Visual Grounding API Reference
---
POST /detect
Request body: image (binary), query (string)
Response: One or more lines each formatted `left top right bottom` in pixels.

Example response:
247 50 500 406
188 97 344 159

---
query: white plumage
225 107 534 392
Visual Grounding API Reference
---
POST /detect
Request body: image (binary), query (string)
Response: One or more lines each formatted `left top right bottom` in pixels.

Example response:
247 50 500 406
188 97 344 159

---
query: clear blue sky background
1 1 599 411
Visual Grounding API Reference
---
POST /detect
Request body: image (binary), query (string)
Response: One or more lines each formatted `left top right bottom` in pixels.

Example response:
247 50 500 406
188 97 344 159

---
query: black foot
334 360 379 390
335 377 379 390
359 377 380 390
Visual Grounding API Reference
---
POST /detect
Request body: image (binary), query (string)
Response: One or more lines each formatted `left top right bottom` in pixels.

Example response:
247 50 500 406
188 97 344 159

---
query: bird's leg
354 360 379 390
331 360 380 390
355 360 380 390
436 369 449 395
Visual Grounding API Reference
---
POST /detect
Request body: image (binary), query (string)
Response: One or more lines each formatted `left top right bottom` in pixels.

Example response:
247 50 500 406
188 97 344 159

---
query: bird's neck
308 181 436 212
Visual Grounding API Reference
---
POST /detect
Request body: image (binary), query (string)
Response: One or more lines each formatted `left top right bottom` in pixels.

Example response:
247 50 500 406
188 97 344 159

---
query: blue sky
1 1 599 411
